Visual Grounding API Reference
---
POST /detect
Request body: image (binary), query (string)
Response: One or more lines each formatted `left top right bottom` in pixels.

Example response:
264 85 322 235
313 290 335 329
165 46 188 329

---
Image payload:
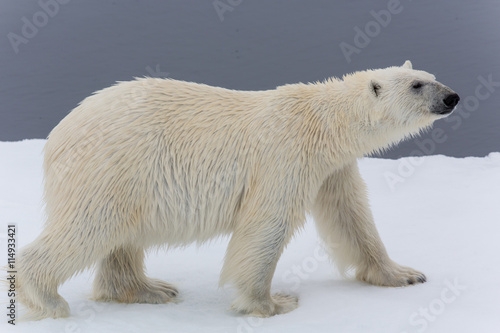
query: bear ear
371 80 381 97
402 60 413 69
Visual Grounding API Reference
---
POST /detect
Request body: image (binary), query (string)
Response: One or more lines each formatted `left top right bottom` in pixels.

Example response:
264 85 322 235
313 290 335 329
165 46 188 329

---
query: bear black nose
443 93 460 108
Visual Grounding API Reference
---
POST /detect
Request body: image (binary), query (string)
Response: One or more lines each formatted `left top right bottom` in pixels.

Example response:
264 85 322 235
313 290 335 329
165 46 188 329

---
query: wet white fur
16 61 455 319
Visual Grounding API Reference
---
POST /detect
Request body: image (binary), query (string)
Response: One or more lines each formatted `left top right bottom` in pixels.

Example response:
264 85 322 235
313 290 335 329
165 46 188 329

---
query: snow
1 140 499 333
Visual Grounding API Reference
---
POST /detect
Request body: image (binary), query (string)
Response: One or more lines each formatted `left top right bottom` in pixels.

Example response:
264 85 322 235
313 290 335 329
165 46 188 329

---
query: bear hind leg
16 245 71 320
92 246 178 304
17 229 104 320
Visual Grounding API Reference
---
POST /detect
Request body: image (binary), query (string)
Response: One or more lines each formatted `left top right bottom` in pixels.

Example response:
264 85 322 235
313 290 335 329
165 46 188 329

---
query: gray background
1 0 499 158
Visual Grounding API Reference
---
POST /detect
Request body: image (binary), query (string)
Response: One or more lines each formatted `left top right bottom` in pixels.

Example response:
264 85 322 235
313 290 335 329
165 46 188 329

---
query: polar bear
16 61 459 319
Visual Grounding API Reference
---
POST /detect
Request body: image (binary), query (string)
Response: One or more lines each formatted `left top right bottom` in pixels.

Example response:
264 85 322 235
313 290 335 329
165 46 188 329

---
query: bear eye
412 82 424 89
371 81 381 97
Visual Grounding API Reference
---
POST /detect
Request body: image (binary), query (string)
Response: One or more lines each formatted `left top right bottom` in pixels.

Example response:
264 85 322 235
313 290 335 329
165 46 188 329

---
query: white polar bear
16 61 459 319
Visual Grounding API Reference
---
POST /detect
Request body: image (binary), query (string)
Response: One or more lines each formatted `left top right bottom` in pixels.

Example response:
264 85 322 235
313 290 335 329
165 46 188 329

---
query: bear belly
144 157 248 246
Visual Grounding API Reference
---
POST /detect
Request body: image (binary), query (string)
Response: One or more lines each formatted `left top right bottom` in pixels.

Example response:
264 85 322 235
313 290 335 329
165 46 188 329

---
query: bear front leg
220 214 298 317
312 161 426 287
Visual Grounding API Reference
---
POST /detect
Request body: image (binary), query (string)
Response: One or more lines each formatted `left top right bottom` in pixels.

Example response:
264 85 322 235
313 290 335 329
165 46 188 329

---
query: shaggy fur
15 61 458 319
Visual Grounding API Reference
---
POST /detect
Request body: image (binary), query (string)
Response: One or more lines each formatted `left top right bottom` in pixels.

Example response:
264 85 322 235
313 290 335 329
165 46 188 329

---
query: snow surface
1 140 499 333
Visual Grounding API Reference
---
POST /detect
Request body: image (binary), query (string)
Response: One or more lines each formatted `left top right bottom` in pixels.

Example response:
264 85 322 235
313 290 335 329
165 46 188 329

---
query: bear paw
95 278 179 304
134 278 179 304
356 260 426 287
233 293 299 317
21 294 70 320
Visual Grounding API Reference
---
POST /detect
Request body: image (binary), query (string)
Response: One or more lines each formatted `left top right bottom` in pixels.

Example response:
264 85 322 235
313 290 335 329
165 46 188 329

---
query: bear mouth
431 107 455 116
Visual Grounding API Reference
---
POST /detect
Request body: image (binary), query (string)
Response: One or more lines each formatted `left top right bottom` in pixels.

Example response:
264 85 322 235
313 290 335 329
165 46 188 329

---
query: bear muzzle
433 92 460 115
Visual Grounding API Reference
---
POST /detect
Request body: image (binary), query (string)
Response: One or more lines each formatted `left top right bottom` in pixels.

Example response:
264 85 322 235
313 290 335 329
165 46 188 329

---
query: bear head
341 60 460 148
367 60 459 123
